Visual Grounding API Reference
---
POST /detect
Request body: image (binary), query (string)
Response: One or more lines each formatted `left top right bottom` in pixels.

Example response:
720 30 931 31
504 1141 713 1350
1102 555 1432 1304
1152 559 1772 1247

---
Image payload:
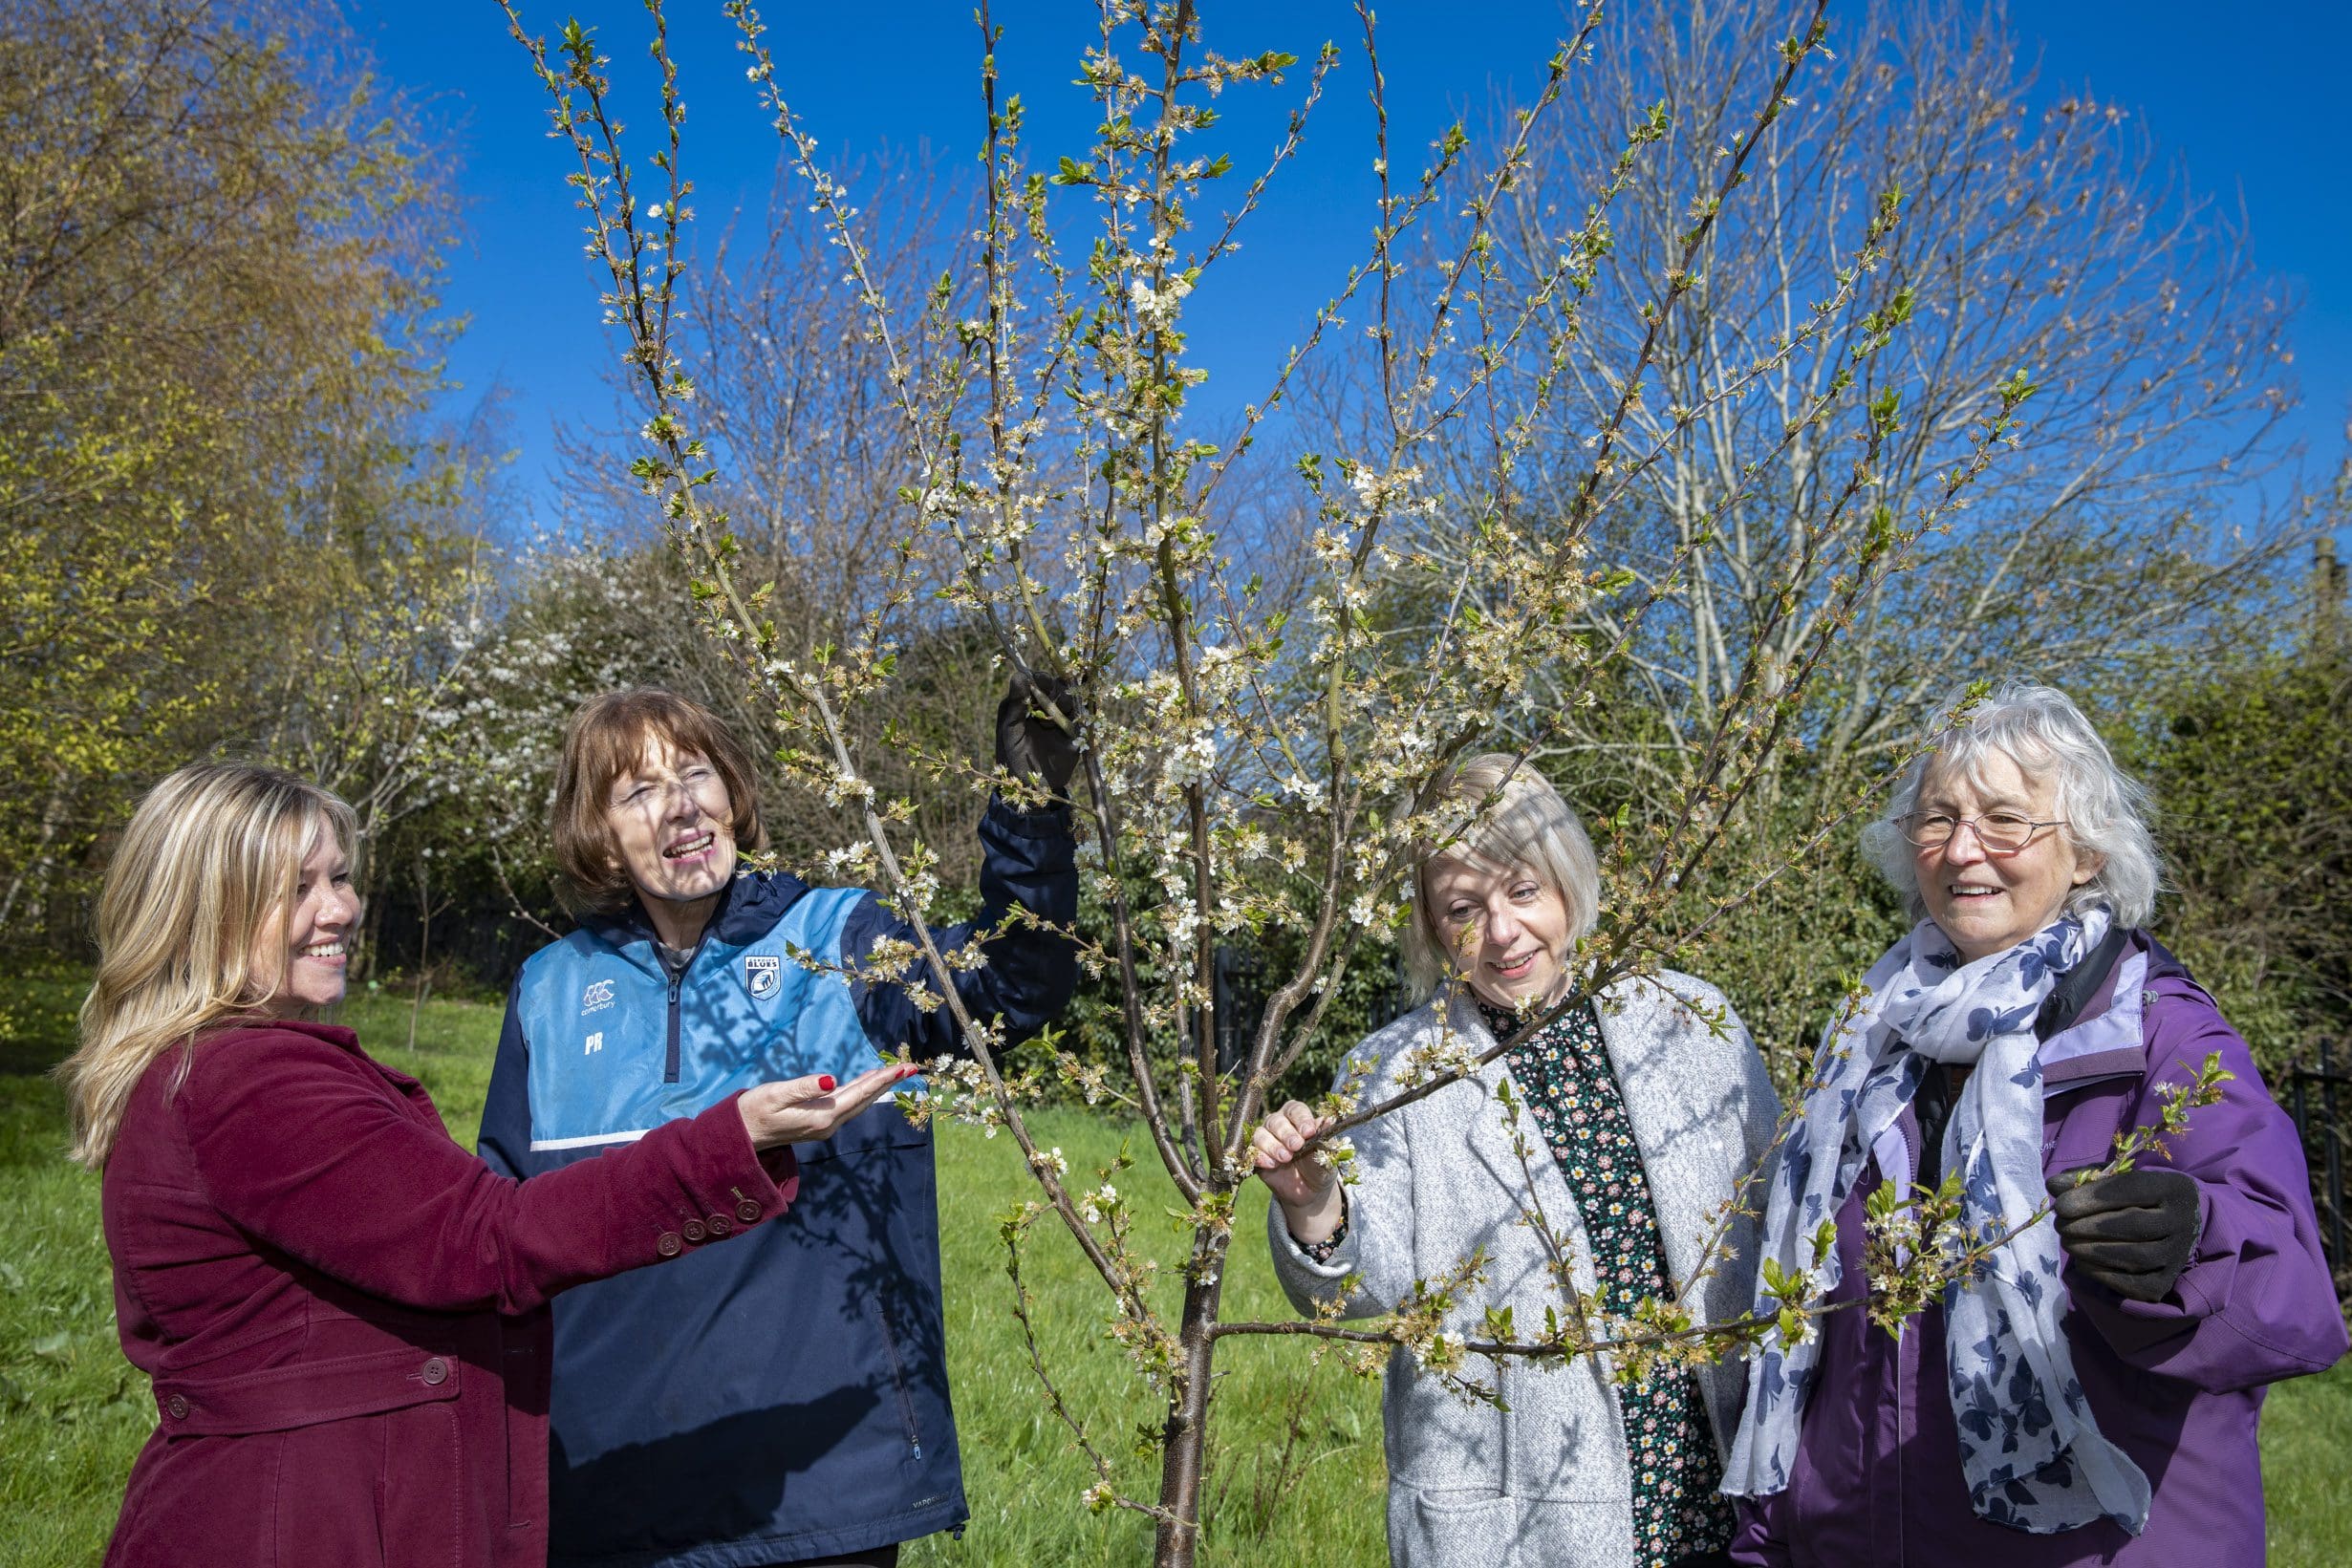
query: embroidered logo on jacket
582 979 615 1016
745 954 782 1000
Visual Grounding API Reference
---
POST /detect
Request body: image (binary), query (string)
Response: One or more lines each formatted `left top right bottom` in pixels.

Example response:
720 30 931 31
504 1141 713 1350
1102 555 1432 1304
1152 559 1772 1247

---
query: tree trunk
0 780 70 930
1152 1231 1232 1568
404 856 432 1053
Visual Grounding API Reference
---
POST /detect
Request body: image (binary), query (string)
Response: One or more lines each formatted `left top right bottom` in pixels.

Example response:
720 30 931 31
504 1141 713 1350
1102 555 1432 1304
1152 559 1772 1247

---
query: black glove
994 673 1081 801
2045 1167 2202 1303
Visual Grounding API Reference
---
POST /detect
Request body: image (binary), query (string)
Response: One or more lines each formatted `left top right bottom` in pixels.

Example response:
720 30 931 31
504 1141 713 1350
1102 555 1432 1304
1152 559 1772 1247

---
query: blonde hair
59 763 359 1170
1399 753 1604 1000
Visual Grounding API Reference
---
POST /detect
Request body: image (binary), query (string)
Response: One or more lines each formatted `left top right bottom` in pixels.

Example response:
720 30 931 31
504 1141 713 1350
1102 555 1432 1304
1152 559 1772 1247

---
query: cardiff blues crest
744 954 782 1000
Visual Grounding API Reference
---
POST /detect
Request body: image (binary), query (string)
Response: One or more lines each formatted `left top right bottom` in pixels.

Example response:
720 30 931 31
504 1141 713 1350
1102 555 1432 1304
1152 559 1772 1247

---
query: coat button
681 1218 707 1244
421 1358 449 1386
164 1395 189 1420
705 1214 731 1238
657 1232 682 1257
734 1198 763 1224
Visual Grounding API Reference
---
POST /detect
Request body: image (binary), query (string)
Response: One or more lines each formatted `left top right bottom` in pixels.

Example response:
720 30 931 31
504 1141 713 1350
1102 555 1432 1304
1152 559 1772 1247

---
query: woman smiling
479 682 1080 1568
1252 753 1780 1568
64 763 898 1568
1723 683 2345 1566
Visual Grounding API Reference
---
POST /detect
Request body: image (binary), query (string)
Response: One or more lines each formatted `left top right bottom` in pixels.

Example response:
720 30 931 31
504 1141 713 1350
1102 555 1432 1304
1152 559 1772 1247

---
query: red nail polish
817 1074 836 1093
897 1064 917 1079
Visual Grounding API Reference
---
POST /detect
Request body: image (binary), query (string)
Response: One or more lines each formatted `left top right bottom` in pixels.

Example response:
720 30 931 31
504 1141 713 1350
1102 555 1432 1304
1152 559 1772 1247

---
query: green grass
1 975 2343 1565
910 1104 1387 1568
2263 1342 2352 1568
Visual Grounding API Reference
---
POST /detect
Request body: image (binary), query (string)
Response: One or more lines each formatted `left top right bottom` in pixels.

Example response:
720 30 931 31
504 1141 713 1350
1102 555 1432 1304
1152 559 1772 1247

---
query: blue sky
356 2 2352 529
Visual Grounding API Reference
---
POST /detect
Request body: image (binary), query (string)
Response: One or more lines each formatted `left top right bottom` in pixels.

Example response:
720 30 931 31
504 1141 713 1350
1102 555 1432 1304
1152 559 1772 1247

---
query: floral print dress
1479 997 1736 1567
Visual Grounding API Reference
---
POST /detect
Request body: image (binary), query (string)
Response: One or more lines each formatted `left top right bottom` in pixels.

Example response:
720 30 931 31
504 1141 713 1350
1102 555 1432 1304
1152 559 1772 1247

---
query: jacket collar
580 866 811 954
1443 976 1732 1298
205 1016 414 1090
1590 975 1747 1299
213 1016 362 1051
2035 917 2131 1039
2034 924 2158 1088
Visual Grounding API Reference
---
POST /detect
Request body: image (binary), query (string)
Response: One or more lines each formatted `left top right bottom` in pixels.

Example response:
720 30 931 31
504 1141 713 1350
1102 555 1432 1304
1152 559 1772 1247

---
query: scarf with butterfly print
1722 905 2152 1536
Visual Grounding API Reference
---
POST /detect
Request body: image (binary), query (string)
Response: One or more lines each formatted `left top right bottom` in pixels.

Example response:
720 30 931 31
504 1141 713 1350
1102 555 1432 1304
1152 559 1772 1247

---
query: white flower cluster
820 840 876 881
1128 272 1193 332
1347 461 1426 515
1400 1030 1483 1088
1077 1182 1121 1225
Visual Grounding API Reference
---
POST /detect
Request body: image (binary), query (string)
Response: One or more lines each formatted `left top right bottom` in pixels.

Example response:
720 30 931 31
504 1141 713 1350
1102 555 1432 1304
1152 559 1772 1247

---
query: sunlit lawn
0 973 2341 1565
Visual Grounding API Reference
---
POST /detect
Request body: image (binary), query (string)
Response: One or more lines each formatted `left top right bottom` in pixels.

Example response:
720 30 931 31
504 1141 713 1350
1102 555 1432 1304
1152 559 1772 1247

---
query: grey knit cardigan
1267 973 1781 1568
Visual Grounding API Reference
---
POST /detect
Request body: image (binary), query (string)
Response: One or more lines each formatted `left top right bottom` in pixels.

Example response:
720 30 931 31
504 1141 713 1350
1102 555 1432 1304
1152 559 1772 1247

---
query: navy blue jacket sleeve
842 795 1079 1059
477 979 535 1178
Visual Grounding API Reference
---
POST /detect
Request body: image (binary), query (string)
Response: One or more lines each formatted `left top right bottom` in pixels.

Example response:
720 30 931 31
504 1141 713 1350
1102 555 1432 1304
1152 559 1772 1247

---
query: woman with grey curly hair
1724 683 2344 1567
1251 754 1781 1568
1857 682 2166 939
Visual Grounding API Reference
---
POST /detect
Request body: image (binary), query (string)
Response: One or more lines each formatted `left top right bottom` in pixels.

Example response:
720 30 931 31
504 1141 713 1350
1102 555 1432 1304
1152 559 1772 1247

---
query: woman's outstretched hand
738 1063 917 1150
1250 1100 1345 1244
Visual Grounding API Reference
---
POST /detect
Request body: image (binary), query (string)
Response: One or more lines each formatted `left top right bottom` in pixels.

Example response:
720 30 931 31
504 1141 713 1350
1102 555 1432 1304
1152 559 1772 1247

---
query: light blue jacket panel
512 887 869 1152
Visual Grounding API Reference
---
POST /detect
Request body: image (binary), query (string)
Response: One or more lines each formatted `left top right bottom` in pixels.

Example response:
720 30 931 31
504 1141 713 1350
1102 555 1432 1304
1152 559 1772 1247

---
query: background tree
2123 529 2352 1074
0 0 494 945
1323 0 2314 1070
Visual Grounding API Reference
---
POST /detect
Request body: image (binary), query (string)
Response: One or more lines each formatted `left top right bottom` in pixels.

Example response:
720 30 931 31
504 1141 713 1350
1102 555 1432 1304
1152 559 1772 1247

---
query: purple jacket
1731 931 2345 1568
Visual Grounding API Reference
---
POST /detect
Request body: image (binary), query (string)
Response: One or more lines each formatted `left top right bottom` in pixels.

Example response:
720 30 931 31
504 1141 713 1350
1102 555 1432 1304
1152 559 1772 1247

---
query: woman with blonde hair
1251 753 1781 1568
62 762 909 1568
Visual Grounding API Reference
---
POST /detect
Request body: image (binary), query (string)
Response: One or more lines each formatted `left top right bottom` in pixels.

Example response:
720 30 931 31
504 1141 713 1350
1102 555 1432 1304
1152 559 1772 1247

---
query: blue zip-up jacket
478 798 1077 1568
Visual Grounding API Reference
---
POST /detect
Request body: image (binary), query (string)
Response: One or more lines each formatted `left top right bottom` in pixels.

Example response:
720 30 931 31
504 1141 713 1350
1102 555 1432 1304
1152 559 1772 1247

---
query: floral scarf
1721 906 2152 1536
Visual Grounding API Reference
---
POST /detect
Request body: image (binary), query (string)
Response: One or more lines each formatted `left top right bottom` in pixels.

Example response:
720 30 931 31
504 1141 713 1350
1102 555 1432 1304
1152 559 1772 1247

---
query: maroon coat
98 1020 798 1568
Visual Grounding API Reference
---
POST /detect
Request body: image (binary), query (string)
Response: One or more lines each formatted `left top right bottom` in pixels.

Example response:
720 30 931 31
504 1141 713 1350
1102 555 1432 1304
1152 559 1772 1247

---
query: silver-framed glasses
1898 811 2064 853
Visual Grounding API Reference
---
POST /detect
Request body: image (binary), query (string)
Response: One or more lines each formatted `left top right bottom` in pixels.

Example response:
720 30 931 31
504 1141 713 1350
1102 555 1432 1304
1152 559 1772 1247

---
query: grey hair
1861 682 2163 929
1400 753 1604 1001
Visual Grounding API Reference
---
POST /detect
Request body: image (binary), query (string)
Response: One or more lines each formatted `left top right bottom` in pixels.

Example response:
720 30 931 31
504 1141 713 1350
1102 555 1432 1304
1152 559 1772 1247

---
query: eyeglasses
1897 811 2064 853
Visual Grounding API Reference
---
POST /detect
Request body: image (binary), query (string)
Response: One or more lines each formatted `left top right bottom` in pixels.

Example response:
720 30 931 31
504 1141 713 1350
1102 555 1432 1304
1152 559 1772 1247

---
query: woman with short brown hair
549 687 768 913
479 678 1082 1568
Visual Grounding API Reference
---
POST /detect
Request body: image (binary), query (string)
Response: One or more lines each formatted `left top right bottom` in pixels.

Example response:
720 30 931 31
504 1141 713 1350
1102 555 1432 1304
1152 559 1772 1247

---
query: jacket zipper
1890 1116 1910 1565
872 1300 925 1461
664 969 682 1084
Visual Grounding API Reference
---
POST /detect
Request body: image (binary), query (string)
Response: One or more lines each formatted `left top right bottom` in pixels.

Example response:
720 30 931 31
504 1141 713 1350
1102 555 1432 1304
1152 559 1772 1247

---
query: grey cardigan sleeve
1266 1020 1426 1321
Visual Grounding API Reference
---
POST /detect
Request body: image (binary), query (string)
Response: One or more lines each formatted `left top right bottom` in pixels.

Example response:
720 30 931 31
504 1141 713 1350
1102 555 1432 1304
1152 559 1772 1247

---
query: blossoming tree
496 2 2218 1560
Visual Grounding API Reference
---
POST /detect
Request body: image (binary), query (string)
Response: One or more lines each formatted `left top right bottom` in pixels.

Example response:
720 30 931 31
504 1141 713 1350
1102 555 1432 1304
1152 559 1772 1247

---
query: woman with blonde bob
1251 754 1780 1568
63 763 907 1568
